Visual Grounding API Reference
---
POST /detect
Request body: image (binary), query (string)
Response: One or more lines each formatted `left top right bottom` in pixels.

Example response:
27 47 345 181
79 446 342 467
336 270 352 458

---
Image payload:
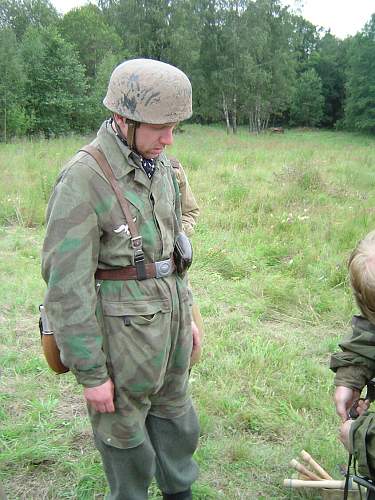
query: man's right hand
334 385 361 422
83 379 115 413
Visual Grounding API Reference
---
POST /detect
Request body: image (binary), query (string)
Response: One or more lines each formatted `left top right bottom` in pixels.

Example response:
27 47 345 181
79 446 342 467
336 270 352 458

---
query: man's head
349 230 375 323
111 118 177 160
103 58 192 158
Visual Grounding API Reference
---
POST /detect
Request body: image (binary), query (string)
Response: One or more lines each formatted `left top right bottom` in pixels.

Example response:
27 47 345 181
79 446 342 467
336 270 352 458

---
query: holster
173 232 193 276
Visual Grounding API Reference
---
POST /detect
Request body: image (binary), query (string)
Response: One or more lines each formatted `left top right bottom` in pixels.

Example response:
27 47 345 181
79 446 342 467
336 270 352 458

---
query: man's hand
334 386 361 422
84 379 115 413
340 419 354 453
190 320 202 368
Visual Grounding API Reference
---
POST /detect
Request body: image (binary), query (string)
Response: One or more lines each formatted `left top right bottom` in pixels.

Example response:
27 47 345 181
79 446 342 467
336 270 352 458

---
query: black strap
344 453 353 500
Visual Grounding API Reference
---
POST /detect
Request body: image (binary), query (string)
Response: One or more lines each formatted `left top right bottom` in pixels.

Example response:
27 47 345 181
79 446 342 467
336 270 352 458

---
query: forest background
1 0 375 141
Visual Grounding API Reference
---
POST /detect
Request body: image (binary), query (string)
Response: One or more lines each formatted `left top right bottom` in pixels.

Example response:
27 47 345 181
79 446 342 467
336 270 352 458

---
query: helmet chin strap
112 115 156 179
113 116 139 152
125 119 138 150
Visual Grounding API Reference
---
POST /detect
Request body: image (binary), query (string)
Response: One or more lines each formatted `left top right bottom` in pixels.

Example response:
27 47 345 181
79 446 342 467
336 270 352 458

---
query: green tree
87 51 124 128
191 0 222 124
309 33 346 127
216 0 244 133
99 0 173 60
60 4 123 82
162 0 201 77
21 26 89 136
0 0 59 39
238 0 295 132
289 14 321 74
290 68 324 126
344 15 375 132
190 0 296 131
0 27 31 141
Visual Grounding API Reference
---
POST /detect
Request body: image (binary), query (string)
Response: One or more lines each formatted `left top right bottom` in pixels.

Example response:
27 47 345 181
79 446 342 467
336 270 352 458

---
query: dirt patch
54 389 87 420
3 468 66 500
70 428 95 453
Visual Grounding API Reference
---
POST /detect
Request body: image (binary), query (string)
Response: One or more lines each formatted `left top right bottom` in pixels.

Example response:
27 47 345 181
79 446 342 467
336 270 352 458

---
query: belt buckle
155 259 172 278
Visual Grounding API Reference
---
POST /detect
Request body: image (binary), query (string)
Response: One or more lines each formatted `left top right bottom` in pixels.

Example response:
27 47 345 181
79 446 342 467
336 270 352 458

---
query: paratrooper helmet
103 58 192 124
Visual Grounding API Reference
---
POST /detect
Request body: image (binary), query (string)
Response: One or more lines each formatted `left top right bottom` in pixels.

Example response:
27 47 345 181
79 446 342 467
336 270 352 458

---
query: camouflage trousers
90 276 194 449
94 405 199 500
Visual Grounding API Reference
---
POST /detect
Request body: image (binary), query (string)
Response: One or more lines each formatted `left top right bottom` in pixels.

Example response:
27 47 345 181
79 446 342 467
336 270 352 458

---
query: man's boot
162 488 192 500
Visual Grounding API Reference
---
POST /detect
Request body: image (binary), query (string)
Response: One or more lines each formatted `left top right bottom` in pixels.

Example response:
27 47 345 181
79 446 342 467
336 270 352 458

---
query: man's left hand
190 320 202 367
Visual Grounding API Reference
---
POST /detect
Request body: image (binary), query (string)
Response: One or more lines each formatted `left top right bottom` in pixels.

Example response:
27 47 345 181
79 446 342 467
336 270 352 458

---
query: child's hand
334 386 361 422
349 397 371 419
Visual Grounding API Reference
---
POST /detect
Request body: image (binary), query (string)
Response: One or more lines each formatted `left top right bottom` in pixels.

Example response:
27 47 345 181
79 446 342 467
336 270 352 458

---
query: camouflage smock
330 315 375 390
350 411 375 478
42 120 193 449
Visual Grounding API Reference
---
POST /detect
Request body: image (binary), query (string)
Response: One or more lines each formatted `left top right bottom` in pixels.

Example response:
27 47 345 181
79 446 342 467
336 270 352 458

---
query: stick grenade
300 450 333 480
298 473 312 481
284 479 358 490
289 459 322 481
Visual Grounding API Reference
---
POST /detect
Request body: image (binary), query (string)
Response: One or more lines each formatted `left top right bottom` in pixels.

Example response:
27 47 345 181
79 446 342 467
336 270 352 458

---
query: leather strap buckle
131 236 143 250
134 250 147 280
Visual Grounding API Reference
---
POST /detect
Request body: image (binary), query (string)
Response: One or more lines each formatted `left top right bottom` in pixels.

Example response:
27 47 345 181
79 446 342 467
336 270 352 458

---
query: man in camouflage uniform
42 59 201 500
171 158 199 239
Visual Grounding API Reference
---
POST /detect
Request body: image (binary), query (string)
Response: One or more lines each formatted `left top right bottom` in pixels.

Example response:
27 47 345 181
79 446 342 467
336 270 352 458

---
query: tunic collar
96 120 139 179
96 120 166 187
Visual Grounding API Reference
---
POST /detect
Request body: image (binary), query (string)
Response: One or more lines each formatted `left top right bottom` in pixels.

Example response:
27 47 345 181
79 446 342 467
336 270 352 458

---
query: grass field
1 124 375 499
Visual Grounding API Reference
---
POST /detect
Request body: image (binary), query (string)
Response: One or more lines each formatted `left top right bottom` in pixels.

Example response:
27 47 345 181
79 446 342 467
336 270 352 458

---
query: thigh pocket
101 298 172 395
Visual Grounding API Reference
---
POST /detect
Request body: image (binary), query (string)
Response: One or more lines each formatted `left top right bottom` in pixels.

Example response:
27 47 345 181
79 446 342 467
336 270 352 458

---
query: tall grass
1 125 375 498
0 134 95 226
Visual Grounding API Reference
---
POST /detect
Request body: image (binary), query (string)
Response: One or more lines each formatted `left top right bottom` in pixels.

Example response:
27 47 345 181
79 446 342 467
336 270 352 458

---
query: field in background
1 125 375 499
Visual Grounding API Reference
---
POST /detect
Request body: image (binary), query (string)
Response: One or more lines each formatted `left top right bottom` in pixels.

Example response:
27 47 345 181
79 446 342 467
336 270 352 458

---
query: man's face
135 122 177 159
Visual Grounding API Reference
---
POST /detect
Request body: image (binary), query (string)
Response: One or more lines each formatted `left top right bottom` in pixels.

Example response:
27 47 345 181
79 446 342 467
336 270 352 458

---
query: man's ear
113 113 125 126
113 114 128 135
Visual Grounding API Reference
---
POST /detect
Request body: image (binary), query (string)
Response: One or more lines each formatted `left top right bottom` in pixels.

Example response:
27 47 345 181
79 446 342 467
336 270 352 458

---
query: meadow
1 124 375 499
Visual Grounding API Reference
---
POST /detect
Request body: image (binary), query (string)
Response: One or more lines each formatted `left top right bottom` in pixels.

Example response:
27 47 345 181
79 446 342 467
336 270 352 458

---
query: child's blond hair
349 230 375 324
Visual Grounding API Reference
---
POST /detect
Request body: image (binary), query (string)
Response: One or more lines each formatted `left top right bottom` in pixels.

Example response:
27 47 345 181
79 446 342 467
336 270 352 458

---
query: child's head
349 230 375 323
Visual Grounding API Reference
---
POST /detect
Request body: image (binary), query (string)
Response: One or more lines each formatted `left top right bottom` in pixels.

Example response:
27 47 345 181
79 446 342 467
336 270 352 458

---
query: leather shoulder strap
80 145 139 240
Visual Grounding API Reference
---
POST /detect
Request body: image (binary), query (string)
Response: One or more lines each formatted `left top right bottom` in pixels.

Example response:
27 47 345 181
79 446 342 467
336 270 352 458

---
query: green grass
2 125 375 498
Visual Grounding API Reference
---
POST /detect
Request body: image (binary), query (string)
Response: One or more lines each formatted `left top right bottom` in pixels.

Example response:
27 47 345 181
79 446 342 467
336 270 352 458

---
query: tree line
0 0 375 141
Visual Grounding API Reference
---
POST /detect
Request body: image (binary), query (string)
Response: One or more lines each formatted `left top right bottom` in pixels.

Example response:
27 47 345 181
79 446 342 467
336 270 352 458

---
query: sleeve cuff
334 366 369 391
71 365 109 387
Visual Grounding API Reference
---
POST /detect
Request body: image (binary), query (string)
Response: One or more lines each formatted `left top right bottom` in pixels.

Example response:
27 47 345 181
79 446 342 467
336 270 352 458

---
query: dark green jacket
331 317 375 478
330 315 375 390
351 412 375 478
